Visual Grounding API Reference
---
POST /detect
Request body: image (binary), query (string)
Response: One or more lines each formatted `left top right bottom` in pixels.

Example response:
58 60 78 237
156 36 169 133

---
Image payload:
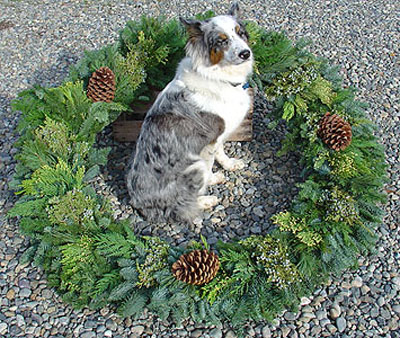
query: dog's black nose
239 49 251 60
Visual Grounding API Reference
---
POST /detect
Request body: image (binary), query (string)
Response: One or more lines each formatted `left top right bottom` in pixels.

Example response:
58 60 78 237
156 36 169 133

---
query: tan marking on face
210 48 224 65
235 25 240 34
218 33 228 40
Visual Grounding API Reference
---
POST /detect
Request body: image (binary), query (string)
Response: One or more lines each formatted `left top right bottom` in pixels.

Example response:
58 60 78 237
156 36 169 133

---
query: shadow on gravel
97 91 303 247
0 94 20 213
28 48 80 89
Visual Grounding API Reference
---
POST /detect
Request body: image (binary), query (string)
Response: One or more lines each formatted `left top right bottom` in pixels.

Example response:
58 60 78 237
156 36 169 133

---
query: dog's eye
236 25 248 41
238 30 248 41
216 38 228 46
239 31 249 41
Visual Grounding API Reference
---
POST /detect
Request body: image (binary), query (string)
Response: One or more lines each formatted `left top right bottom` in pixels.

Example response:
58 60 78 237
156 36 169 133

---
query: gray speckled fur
126 89 224 222
127 3 251 223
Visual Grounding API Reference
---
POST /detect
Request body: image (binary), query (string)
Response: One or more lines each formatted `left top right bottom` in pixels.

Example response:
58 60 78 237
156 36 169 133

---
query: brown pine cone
171 249 220 285
318 112 352 151
87 66 116 103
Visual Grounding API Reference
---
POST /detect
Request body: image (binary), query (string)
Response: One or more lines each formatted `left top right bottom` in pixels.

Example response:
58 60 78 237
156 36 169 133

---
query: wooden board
113 88 254 142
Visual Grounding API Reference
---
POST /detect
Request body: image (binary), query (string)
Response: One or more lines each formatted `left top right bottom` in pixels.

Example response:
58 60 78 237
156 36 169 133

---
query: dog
126 2 253 222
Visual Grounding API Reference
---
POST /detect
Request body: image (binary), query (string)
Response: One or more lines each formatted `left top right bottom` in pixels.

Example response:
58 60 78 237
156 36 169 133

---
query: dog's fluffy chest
170 59 251 141
190 86 250 140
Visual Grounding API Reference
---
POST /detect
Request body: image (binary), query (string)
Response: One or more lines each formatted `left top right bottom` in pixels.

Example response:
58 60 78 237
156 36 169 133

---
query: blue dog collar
229 81 250 89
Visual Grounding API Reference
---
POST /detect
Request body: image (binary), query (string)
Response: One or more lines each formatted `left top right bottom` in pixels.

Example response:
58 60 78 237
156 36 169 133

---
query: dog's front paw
198 195 220 210
221 158 245 171
208 171 226 185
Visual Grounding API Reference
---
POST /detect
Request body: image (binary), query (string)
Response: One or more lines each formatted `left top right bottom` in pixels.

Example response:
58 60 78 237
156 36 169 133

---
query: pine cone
318 112 352 151
87 66 116 103
172 249 220 285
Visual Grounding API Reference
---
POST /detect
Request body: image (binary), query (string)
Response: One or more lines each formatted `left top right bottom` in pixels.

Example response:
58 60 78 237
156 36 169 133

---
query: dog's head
180 2 253 79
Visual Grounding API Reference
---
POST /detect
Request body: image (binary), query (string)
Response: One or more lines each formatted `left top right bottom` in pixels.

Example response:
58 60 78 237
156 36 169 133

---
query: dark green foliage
8 13 387 333
253 19 387 304
8 196 48 218
10 81 126 189
68 16 187 108
68 44 137 106
247 22 313 87
118 16 186 92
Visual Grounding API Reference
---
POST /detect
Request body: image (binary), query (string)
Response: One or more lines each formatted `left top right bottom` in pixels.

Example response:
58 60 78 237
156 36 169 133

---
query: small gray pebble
81 331 96 338
336 317 347 333
130 325 145 337
330 303 341 319
0 323 8 335
392 305 400 314
225 330 237 338
191 329 203 338
262 326 271 338
284 312 297 321
19 288 32 298
392 277 400 286
105 319 117 331
209 328 222 338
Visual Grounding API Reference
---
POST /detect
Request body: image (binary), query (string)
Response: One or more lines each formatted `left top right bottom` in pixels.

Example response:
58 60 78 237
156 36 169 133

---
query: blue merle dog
127 3 253 222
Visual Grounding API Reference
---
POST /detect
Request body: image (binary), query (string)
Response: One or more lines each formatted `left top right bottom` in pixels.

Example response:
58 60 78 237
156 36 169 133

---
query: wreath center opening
95 91 302 247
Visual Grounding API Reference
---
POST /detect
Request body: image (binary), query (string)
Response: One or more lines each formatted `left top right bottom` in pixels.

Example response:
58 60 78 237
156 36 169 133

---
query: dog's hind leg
181 157 219 213
208 171 226 185
198 195 220 209
200 144 226 185
215 143 245 171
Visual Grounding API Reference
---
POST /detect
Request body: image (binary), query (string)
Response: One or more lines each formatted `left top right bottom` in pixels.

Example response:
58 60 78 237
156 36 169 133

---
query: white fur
152 32 253 195
159 15 253 148
204 15 250 65
128 12 253 222
164 56 252 144
198 195 220 210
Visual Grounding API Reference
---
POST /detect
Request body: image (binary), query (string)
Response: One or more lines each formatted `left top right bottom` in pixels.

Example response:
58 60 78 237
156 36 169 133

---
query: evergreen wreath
8 12 387 335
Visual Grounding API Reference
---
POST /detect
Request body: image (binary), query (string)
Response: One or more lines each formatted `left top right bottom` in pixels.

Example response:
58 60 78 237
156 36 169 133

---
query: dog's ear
180 18 203 41
228 2 240 18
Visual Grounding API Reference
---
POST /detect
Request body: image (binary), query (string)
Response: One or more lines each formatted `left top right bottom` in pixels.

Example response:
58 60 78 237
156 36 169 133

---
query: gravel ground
1 0 399 337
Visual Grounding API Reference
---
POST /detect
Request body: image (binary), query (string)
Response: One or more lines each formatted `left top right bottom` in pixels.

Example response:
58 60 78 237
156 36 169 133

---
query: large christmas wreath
8 12 387 335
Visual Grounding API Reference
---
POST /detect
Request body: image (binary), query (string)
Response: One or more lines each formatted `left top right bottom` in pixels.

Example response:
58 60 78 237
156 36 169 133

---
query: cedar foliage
8 12 387 335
